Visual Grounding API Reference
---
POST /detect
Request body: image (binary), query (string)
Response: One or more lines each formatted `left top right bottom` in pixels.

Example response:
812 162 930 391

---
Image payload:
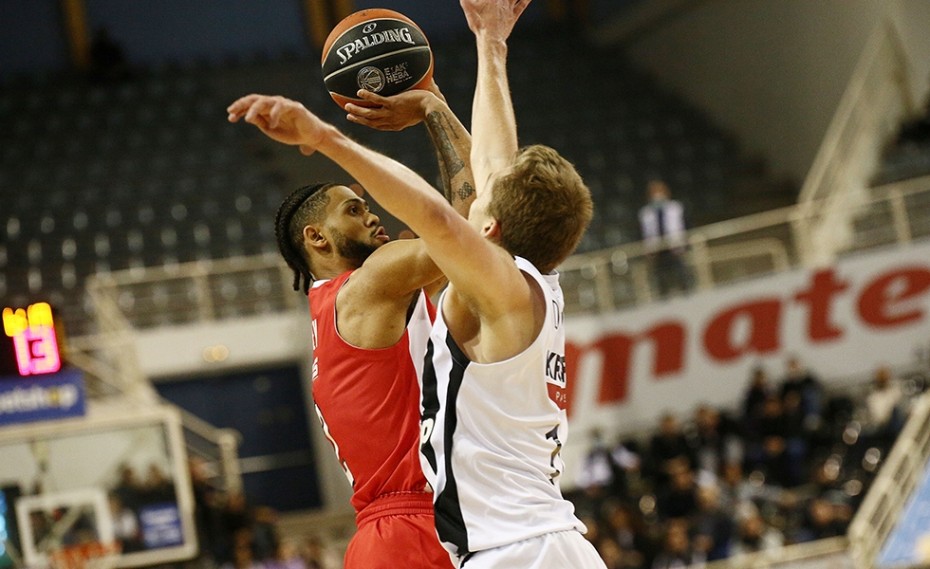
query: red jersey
308 270 436 513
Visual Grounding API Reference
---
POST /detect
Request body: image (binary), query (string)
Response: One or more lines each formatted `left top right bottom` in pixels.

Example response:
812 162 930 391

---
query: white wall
624 0 929 183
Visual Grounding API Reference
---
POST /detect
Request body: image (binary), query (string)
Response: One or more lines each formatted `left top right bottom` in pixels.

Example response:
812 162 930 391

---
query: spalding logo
336 27 416 65
357 66 386 93
362 22 377 34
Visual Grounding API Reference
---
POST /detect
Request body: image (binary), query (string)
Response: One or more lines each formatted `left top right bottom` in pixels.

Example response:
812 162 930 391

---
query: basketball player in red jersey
230 83 473 569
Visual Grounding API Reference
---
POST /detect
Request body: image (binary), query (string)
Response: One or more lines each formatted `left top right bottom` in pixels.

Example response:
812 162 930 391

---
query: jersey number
314 403 355 486
546 425 563 484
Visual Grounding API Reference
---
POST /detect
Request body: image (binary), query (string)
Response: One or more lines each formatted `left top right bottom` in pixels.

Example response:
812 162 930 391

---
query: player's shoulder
341 242 425 303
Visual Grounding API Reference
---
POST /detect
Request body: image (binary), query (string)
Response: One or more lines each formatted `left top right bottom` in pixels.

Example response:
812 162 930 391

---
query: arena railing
794 19 914 266
847 392 930 568
684 537 851 569
558 175 930 315
81 175 930 327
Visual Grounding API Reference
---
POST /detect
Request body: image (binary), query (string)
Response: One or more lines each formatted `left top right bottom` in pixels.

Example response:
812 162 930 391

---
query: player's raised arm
346 83 476 218
228 95 516 304
462 0 531 197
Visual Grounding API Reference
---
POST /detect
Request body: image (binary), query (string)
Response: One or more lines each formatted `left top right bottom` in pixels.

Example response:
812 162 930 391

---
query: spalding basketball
321 9 433 109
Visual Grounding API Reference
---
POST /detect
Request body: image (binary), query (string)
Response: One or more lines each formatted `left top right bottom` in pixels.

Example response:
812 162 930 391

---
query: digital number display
2 302 62 377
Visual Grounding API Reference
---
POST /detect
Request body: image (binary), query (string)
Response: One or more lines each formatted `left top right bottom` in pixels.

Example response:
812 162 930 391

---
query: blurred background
2 0 930 568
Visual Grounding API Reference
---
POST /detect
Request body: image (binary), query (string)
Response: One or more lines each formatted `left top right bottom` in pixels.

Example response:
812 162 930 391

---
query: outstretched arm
462 0 531 197
227 95 523 319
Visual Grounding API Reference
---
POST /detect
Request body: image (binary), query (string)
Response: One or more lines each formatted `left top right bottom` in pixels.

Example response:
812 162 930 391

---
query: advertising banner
560 242 930 487
0 369 86 426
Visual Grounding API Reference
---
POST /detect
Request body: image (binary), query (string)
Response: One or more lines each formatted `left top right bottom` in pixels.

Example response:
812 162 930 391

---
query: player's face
324 185 389 265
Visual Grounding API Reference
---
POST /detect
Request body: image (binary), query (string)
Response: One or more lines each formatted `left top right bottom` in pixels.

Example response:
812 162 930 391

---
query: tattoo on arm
425 110 466 203
456 181 475 204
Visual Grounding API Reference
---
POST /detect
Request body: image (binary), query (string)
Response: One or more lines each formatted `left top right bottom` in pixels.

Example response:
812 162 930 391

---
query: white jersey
419 257 585 560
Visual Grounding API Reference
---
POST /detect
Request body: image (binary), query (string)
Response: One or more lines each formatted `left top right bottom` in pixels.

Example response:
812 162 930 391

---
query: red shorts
344 491 453 569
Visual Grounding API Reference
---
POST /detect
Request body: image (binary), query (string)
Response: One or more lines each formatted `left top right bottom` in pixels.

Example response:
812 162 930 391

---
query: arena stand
0 19 794 339
3 2 930 569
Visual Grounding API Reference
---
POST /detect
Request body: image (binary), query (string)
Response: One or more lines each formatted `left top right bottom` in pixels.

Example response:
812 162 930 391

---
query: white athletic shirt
419 257 585 560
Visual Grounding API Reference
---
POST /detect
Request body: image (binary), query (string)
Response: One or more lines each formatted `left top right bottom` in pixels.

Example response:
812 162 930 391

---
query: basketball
321 9 434 109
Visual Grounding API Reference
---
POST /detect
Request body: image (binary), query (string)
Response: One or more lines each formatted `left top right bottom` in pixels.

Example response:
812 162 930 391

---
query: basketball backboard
0 403 197 568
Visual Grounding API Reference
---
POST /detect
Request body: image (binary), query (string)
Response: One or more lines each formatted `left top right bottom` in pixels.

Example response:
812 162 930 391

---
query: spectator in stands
108 494 142 553
188 457 226 566
216 491 252 566
143 463 175 503
577 429 619 501
299 535 339 569
580 513 603 545
745 394 793 486
649 413 694 482
602 501 649 567
251 505 280 561
792 498 848 543
113 463 142 510
690 484 733 561
597 537 643 569
220 528 263 569
638 179 692 298
742 365 773 430
610 438 643 498
265 539 307 569
690 404 741 480
578 429 643 506
729 510 784 556
718 461 786 519
779 390 811 486
779 356 824 427
863 365 906 444
656 460 698 520
596 537 624 569
717 461 749 514
651 520 699 569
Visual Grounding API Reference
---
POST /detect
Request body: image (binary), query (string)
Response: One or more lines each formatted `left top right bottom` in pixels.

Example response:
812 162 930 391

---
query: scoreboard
1 302 62 378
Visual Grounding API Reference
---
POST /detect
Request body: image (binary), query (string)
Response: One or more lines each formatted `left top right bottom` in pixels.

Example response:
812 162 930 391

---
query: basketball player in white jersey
415 2 604 566
224 1 603 566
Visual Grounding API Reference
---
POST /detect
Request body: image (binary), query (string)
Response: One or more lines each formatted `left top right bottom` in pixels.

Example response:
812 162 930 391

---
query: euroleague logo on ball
357 66 386 93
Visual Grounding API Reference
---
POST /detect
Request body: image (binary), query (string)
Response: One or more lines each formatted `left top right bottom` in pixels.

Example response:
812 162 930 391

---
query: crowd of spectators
172 458 341 569
142 358 917 569
108 462 179 553
568 358 917 568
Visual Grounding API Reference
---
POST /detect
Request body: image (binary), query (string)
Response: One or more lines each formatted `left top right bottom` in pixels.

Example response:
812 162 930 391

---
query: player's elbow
419 203 465 243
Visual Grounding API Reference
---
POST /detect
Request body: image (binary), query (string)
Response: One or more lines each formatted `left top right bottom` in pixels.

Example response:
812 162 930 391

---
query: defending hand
227 94 329 155
460 0 532 41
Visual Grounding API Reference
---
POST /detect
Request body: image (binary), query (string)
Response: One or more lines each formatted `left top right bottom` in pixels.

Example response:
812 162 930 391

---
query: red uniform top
309 271 436 513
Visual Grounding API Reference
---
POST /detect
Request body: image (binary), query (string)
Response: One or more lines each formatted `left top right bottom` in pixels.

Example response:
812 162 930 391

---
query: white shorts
460 530 607 569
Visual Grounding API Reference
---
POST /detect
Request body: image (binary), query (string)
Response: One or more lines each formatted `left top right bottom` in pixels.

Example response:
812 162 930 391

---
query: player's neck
312 256 358 280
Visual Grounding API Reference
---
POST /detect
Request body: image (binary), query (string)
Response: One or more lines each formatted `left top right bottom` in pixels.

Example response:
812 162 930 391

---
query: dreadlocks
274 183 337 294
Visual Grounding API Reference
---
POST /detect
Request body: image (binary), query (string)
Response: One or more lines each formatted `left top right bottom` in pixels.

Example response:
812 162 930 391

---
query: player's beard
331 229 378 267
